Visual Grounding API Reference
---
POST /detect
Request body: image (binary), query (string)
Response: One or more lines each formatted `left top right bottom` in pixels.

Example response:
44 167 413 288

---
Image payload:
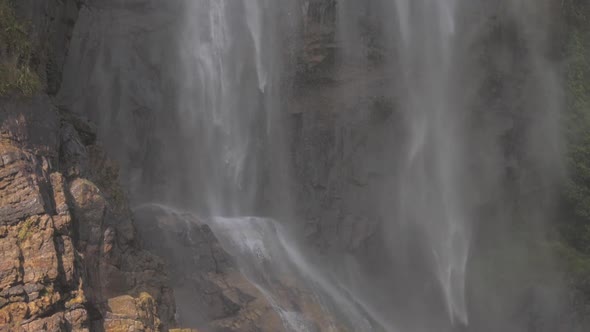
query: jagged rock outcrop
0 97 175 331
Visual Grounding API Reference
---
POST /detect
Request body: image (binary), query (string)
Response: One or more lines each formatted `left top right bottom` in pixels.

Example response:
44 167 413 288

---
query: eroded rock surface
0 98 174 331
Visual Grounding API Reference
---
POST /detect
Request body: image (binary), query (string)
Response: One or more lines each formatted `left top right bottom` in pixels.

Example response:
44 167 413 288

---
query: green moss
17 217 36 242
0 0 40 96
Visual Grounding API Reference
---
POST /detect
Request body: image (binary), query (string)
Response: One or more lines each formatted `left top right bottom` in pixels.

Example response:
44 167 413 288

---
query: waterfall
175 0 297 217
176 0 562 330
392 0 469 324
58 0 565 330
338 0 470 323
336 0 562 329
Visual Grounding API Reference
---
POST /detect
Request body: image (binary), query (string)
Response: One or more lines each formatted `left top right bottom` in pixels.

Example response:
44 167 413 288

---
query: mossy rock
17 217 37 242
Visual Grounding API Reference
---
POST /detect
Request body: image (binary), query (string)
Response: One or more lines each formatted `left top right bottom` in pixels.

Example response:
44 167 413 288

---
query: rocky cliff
0 1 175 331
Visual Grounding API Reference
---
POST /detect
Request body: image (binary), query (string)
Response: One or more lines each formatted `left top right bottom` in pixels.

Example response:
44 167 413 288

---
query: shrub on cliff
0 0 40 96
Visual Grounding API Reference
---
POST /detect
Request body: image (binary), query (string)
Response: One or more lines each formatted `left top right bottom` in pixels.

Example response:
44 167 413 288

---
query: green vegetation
17 217 36 242
563 0 590 250
559 0 590 311
0 0 40 96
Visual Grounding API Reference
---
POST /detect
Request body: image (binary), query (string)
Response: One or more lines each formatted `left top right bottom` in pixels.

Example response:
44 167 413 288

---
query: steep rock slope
0 99 175 331
0 1 175 331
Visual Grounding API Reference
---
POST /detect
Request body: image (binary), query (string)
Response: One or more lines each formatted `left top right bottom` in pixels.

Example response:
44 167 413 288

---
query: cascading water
390 0 469 324
177 0 284 216
334 0 562 330
59 0 566 331
337 0 470 325
171 1 377 330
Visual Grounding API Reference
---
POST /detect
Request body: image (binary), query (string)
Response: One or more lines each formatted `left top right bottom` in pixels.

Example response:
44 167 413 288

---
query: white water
209 216 378 331
176 0 297 217
57 0 566 330
185 0 471 328
392 1 469 324
338 1 471 324
176 0 560 330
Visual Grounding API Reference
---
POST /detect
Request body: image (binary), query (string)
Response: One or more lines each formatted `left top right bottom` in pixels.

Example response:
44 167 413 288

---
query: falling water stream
186 0 469 328
59 0 564 331
390 0 469 324
171 0 559 331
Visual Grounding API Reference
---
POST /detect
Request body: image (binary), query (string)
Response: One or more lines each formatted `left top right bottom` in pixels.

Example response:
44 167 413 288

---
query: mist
55 0 585 331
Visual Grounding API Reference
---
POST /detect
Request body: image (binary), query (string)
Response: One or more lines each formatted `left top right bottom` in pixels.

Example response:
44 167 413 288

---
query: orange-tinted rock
0 98 175 331
0 234 21 290
104 293 161 332
0 302 28 325
20 216 59 285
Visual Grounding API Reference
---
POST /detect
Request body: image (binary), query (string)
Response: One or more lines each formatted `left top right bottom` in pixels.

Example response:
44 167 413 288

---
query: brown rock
0 86 175 331
108 295 142 319
0 234 21 290
64 307 89 330
20 216 59 285
69 178 106 248
50 172 70 218
0 302 28 325
20 312 67 332
105 293 161 332
0 145 47 225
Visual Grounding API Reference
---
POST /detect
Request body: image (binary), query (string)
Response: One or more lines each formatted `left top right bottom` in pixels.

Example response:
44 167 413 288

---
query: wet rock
135 205 343 332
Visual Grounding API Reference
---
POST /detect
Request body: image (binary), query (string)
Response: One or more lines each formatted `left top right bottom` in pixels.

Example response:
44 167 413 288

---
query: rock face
134 205 343 332
134 205 288 331
0 97 175 331
1 0 177 330
290 2 395 260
